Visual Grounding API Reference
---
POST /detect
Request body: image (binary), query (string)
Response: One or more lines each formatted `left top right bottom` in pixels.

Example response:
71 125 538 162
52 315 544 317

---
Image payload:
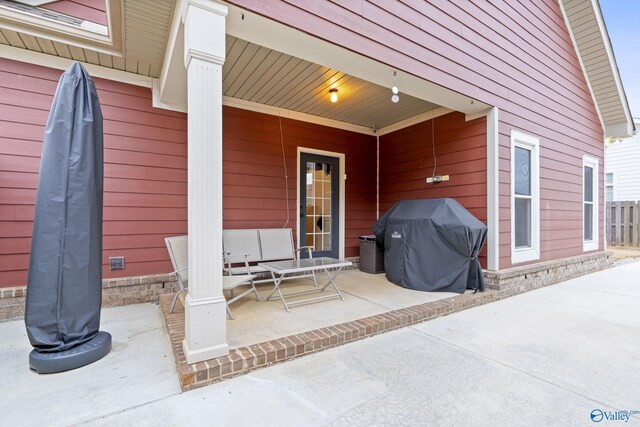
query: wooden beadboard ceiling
223 35 439 129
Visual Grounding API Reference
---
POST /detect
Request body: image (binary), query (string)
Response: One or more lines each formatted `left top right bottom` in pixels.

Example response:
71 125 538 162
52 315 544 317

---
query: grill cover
25 62 104 352
373 198 487 293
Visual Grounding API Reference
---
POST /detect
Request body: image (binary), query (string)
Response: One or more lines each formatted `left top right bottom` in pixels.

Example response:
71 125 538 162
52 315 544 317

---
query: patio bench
164 235 259 319
222 228 316 285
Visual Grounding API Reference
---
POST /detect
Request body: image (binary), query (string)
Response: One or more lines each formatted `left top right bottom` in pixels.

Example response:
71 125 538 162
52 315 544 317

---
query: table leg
266 271 290 312
320 267 345 301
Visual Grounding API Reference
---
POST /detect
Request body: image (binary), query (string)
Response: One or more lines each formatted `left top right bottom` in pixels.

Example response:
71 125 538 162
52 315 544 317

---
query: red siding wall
379 112 487 267
0 58 187 287
0 59 377 288
223 107 377 257
227 0 605 269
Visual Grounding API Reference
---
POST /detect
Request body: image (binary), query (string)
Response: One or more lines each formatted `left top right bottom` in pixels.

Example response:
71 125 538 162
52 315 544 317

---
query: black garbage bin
359 235 385 274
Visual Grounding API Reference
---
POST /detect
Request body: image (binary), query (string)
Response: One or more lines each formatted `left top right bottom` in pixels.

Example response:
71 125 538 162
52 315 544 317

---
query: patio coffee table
259 257 352 311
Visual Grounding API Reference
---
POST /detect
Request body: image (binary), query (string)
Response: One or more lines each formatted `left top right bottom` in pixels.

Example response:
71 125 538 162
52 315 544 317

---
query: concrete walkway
2 262 640 426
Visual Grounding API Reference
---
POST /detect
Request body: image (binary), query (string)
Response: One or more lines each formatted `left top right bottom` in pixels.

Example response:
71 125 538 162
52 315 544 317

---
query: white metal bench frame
164 235 259 320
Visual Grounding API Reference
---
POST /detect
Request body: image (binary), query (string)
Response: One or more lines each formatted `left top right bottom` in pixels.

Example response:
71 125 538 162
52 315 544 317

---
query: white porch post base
182 294 229 364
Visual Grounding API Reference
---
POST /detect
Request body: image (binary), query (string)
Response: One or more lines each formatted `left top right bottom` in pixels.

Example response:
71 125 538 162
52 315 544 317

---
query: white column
182 0 228 364
486 107 500 271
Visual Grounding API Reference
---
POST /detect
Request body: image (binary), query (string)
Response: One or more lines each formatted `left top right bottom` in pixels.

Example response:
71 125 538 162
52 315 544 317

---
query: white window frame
583 155 599 251
604 171 615 202
510 130 540 264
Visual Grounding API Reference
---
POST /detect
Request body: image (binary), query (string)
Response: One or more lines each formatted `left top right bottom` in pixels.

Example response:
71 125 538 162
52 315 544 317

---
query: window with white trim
584 156 599 251
605 172 614 201
511 131 540 264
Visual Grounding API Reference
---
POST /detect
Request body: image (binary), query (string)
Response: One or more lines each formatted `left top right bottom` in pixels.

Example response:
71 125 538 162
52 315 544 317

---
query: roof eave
560 0 634 139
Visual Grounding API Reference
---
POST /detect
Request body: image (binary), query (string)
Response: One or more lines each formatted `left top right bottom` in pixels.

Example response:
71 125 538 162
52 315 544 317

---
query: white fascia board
224 5 489 115
0 43 154 88
591 0 633 137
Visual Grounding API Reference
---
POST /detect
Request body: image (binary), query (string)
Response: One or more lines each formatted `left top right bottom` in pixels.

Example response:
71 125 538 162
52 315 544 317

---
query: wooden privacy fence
607 201 640 246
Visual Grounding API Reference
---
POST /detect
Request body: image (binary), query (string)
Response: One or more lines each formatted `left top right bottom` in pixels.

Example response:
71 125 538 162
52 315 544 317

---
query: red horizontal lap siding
222 106 377 258
379 112 488 268
0 58 377 287
228 0 605 269
42 0 107 26
0 58 186 287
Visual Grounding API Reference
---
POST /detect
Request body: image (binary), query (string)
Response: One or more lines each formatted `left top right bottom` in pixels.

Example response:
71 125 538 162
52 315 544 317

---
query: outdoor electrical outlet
426 175 450 184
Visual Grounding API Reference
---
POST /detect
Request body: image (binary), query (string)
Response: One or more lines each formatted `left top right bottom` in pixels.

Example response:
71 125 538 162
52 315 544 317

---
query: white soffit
560 0 633 138
222 35 441 129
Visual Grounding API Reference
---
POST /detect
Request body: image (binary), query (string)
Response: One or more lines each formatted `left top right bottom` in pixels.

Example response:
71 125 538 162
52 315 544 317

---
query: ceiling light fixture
391 71 400 103
329 88 338 103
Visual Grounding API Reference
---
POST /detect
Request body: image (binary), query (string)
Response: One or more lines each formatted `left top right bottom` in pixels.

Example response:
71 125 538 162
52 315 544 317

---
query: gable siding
228 0 605 268
0 58 186 287
379 112 487 267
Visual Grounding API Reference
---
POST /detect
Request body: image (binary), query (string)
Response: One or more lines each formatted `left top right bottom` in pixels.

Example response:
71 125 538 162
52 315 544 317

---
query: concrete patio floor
2 261 639 426
226 270 456 348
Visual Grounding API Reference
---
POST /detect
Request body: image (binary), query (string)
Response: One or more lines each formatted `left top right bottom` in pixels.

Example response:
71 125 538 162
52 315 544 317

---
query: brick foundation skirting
0 273 179 322
483 251 612 292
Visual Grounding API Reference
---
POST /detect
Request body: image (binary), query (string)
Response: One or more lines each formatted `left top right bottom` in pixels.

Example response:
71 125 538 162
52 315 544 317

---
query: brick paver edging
160 289 501 392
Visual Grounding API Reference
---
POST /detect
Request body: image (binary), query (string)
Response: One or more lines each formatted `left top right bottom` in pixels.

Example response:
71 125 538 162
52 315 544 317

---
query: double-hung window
605 172 614 201
511 131 540 264
583 156 599 251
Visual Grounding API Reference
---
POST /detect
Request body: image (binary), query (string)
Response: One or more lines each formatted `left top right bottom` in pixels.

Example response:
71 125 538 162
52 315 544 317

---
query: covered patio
154 0 496 368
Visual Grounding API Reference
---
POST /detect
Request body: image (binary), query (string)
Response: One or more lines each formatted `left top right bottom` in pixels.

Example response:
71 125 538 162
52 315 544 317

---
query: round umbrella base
29 331 112 374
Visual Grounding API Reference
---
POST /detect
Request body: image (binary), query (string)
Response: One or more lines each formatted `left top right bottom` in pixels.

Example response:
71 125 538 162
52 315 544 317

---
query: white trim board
583 155 599 252
222 97 375 136
0 43 154 88
486 107 499 270
510 130 540 265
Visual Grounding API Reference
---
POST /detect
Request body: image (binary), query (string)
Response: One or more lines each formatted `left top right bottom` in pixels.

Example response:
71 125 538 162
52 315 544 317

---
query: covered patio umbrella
25 62 111 373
